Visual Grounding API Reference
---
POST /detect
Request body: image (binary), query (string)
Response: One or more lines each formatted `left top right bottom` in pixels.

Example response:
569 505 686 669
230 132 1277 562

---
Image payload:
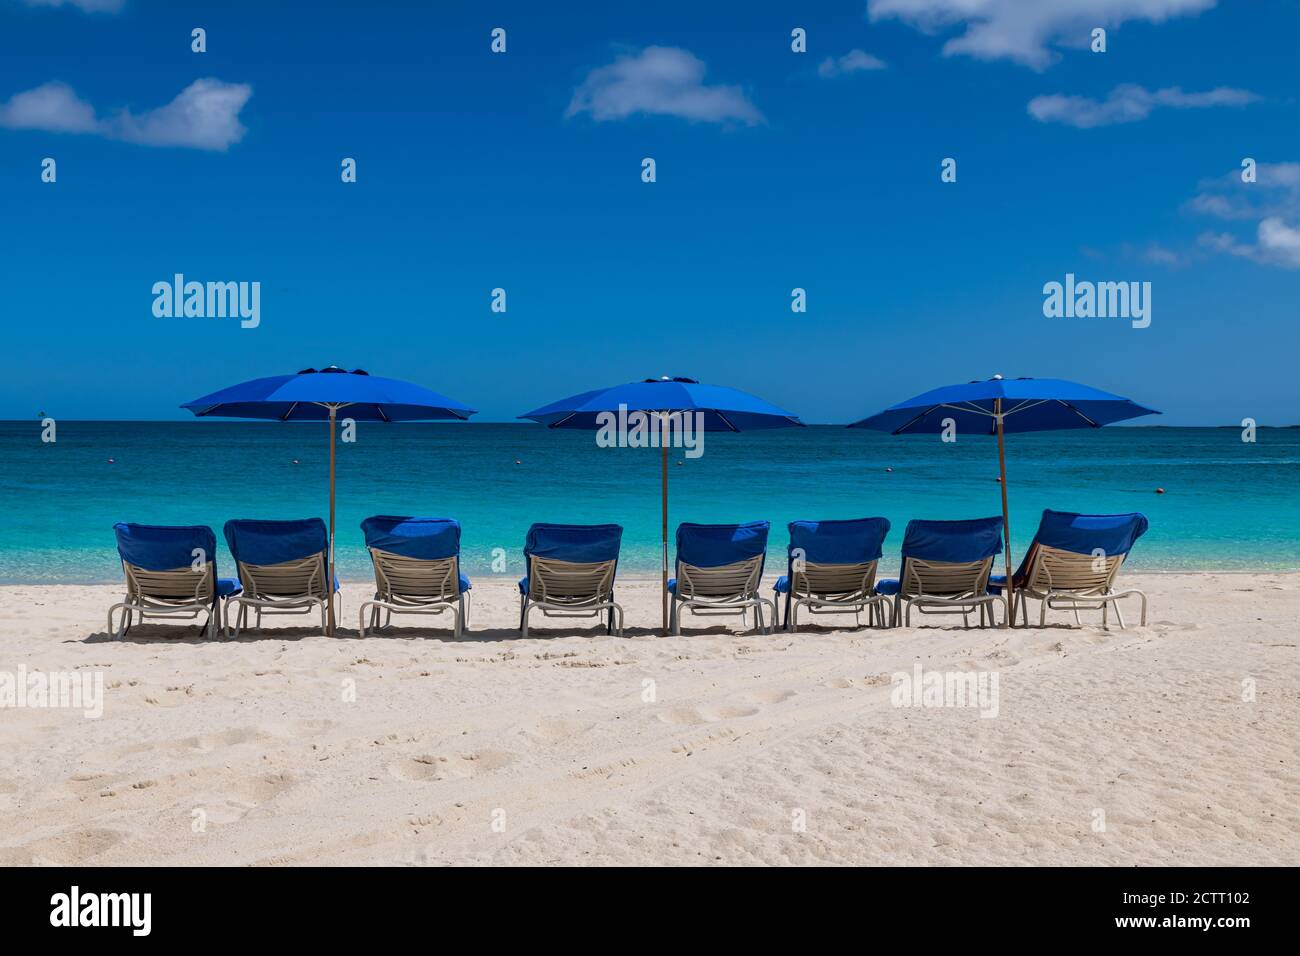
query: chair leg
1115 598 1127 629
670 599 680 636
358 602 369 638
521 602 531 638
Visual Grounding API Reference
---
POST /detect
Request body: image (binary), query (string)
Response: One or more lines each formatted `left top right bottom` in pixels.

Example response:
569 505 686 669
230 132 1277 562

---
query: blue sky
1 0 1297 424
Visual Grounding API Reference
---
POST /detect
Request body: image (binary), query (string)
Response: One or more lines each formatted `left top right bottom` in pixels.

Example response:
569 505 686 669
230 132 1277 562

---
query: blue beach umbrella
521 376 804 633
183 366 476 634
849 375 1159 623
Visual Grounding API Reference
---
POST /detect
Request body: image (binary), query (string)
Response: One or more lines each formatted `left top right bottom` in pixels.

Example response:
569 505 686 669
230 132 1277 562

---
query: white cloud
1187 162 1300 220
113 78 252 149
23 0 125 11
567 46 762 125
0 81 99 132
0 78 252 151
818 49 888 78
1027 84 1258 128
1256 217 1300 267
868 0 1216 69
1191 163 1300 268
1140 243 1183 266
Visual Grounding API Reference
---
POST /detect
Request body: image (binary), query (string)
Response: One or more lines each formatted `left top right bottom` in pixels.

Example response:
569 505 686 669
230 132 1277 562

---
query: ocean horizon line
5 418 1299 429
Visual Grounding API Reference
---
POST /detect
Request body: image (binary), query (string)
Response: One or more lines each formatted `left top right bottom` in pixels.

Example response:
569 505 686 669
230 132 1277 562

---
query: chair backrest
675 521 769 600
787 517 889 598
361 516 462 600
224 518 328 599
1018 510 1148 595
524 523 622 602
897 517 1003 599
113 523 217 603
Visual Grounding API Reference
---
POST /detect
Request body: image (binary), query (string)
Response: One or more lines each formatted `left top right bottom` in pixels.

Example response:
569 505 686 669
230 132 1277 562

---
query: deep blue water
1 421 1297 583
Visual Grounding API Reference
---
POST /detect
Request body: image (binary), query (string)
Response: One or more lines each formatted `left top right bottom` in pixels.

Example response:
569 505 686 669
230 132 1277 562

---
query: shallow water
2 421 1297 582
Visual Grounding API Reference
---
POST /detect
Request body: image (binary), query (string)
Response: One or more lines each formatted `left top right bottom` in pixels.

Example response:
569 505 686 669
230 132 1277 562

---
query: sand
0 573 1296 866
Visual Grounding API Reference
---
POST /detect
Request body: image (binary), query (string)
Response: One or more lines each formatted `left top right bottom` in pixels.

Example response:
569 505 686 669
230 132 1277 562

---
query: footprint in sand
521 716 593 744
656 703 760 725
739 688 796 705
192 771 300 826
181 727 271 754
388 750 514 782
16 827 127 865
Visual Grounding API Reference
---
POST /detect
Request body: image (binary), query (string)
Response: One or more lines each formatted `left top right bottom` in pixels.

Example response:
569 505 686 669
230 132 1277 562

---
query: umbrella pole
994 400 1014 628
661 417 669 636
328 406 337 636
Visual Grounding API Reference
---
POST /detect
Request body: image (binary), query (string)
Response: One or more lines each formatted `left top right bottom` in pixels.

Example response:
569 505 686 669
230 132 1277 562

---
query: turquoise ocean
1 421 1297 583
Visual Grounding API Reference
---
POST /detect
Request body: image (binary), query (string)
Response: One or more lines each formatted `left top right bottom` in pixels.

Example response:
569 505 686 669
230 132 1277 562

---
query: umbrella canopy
849 375 1159 626
182 365 475 422
849 376 1159 435
183 366 476 635
523 376 803 431
521 376 803 633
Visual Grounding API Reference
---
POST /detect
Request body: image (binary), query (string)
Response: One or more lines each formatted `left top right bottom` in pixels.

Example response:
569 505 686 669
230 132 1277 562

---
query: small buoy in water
107 458 114 464
885 467 893 473
292 459 300 465
514 459 522 465
1155 487 1166 494
676 460 683 466
995 476 1002 483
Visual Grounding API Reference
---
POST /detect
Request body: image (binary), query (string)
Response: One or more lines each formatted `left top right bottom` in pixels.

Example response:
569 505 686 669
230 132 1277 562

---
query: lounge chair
774 517 892 631
669 521 773 635
875 517 1008 628
223 518 338 638
992 510 1149 628
519 523 623 637
109 523 242 639
357 516 471 637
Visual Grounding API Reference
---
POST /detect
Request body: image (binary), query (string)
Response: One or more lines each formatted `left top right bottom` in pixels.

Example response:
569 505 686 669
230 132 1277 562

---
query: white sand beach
0 574 1296 866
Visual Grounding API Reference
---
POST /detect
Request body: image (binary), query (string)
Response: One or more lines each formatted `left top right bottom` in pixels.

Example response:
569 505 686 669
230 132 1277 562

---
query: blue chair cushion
774 575 790 594
875 578 901 596
459 573 471 593
988 574 1007 595
667 578 677 594
217 578 242 598
518 576 527 594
